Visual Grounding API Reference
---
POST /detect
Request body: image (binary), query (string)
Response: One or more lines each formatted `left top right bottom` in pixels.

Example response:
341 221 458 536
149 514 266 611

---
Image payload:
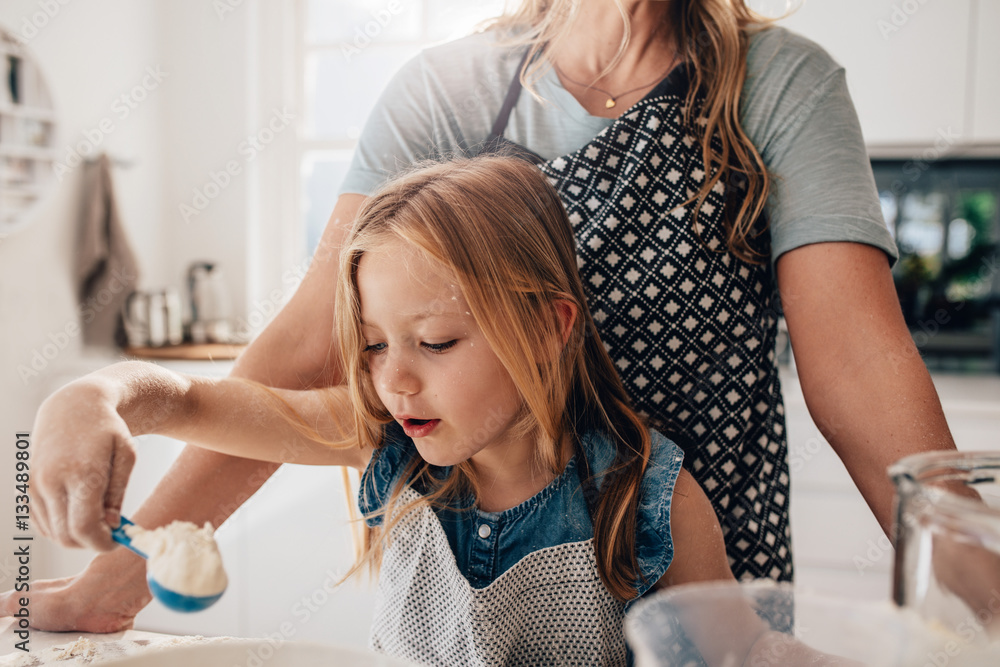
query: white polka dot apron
369 488 630 666
484 56 793 583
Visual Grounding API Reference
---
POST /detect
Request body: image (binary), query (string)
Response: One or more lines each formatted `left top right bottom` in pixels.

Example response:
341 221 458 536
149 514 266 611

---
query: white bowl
625 580 1000 667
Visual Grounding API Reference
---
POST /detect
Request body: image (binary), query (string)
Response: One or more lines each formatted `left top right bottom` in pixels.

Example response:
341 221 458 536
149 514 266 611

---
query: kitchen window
297 0 505 257
873 159 1000 373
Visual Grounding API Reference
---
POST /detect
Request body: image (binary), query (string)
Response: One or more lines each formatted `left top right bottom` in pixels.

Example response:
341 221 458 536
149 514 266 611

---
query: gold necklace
554 51 679 109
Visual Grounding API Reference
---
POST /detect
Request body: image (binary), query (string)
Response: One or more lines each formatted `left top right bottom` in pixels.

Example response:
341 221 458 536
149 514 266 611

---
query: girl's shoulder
635 430 686 598
579 428 685 490
580 429 685 598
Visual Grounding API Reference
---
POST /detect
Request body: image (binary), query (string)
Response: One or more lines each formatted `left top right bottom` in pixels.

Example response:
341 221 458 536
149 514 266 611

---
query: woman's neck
549 1 676 81
547 1 678 118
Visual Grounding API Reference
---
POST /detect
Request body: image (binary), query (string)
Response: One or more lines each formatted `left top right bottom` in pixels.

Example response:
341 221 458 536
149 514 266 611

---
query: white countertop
0 618 239 665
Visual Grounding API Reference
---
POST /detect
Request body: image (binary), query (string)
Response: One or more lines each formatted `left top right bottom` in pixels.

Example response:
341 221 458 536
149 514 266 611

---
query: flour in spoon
124 521 227 597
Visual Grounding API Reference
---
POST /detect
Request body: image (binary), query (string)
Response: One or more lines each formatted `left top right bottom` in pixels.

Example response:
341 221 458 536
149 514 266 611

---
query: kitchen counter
0 618 234 665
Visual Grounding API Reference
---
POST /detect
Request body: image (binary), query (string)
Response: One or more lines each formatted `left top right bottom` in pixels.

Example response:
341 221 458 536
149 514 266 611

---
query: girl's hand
32 379 138 552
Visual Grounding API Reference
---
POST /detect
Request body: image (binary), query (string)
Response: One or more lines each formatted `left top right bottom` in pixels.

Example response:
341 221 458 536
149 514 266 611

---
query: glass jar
889 450 1000 647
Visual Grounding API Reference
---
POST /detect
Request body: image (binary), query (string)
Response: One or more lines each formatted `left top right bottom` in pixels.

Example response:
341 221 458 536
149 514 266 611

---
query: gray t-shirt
339 25 897 266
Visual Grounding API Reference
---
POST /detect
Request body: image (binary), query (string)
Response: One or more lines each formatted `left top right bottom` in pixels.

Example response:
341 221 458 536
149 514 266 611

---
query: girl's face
356 238 528 470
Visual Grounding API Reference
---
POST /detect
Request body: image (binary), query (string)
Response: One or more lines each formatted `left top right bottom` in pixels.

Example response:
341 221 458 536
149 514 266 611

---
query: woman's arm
0 193 368 633
776 241 956 536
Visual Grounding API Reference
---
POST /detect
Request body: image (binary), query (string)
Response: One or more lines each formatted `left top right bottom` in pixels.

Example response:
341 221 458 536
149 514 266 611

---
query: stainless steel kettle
187 261 232 344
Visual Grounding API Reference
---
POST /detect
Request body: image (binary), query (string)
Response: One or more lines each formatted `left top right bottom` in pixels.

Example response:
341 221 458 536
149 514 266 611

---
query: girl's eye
363 342 387 355
423 340 457 353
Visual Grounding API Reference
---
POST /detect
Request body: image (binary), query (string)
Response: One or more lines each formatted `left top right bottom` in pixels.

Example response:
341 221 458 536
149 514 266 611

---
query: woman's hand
0 549 151 632
32 378 138 552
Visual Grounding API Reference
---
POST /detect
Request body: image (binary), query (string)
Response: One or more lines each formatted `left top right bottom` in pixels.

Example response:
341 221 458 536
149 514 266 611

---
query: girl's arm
653 469 757 667
31 360 365 553
109 360 364 466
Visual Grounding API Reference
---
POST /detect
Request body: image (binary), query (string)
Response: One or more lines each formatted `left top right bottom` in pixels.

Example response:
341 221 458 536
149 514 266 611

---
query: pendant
605 98 616 109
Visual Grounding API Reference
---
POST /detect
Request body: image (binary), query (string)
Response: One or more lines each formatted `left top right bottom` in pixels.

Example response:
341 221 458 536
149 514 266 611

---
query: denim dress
359 422 685 666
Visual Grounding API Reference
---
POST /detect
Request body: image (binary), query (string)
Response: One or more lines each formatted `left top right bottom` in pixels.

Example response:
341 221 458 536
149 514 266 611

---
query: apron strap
488 46 533 143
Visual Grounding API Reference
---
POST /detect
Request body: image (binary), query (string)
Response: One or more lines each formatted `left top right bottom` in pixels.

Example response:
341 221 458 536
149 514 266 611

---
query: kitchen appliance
123 288 183 348
624 580 1000 666
890 451 1000 641
187 261 233 344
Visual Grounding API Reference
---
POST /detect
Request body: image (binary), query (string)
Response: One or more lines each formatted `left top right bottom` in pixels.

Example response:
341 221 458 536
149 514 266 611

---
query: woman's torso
339 24 895 583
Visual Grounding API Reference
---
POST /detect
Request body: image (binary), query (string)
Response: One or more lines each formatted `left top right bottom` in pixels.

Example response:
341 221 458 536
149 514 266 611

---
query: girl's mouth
401 418 440 438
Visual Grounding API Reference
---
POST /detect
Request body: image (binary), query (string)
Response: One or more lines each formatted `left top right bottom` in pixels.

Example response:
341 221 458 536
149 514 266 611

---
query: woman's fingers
65 451 130 552
103 436 137 532
31 388 134 551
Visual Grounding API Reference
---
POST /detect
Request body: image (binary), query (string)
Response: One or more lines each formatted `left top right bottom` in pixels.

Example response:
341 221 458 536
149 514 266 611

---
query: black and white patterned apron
483 54 793 583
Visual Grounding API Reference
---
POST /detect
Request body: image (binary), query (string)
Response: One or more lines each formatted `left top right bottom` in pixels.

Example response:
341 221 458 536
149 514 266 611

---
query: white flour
0 635 241 666
125 521 227 597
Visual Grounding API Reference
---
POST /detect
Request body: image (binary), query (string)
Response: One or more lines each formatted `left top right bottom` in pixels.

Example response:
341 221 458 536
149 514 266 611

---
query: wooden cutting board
123 343 247 361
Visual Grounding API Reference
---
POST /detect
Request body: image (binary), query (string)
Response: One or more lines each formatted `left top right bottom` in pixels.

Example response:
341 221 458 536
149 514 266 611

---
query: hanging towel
75 154 141 347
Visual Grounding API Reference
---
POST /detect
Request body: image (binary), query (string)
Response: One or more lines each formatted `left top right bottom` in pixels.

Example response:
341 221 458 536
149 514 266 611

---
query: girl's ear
554 298 578 347
536 298 578 363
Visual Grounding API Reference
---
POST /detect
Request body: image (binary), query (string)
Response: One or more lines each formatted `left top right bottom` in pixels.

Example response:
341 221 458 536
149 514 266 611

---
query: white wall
0 0 300 595
0 0 166 585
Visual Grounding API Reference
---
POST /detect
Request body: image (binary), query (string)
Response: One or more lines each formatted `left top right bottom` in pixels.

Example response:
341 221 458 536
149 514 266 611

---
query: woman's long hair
338 155 654 601
489 0 783 264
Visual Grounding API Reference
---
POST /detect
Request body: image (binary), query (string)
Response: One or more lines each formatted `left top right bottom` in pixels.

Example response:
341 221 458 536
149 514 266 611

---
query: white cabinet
777 0 974 147
971 0 1000 142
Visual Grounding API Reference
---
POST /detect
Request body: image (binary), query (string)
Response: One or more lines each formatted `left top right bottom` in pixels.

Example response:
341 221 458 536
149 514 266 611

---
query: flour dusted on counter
125 521 227 597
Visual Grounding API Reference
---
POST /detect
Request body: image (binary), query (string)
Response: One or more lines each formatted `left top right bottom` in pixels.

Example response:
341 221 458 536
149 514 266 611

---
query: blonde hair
337 155 654 601
489 0 782 263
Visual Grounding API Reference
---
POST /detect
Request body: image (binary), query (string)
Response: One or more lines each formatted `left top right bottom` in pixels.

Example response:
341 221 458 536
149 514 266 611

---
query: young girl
29 156 847 666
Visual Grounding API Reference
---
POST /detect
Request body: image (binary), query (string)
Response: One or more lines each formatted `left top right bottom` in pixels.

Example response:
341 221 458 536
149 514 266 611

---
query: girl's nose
378 357 420 395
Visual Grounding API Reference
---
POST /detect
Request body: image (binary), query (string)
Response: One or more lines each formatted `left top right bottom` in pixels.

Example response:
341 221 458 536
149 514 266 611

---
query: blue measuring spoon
110 515 225 613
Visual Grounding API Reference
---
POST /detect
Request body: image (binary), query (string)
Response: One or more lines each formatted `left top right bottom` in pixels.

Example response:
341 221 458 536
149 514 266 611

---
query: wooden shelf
123 343 247 361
